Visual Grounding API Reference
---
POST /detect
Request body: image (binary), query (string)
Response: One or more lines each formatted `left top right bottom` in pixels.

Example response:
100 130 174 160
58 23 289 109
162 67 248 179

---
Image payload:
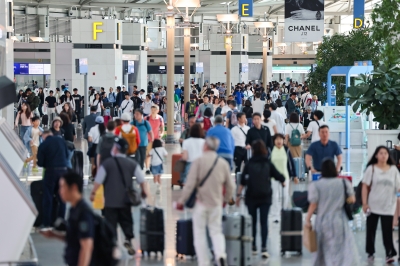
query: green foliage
370 0 400 66
344 63 400 129
307 27 379 104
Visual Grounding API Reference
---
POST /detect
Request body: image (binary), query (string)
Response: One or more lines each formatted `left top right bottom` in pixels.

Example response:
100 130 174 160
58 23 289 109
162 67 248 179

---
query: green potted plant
345 62 400 157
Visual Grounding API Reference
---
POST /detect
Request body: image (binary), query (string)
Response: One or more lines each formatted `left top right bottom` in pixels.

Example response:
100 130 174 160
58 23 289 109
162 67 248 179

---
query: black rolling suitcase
71 150 84 177
140 206 165 257
41 114 49 127
281 187 303 256
176 219 196 258
30 180 59 227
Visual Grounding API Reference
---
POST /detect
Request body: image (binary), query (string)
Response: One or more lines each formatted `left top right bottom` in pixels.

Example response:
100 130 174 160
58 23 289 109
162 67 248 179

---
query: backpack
99 135 115 164
174 94 180 103
229 110 238 127
118 125 138 155
203 117 212 131
92 213 119 266
187 101 196 117
31 96 40 110
289 124 301 146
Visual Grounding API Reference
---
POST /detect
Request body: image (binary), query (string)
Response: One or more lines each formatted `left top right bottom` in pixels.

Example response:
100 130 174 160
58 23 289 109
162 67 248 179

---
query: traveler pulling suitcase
140 206 165 257
30 180 59 227
71 150 84 178
281 186 302 256
223 212 252 266
176 217 196 258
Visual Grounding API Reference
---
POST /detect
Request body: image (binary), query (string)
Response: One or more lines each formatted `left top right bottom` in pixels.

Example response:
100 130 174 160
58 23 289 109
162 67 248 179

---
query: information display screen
14 63 29 75
127 61 134 74
158 66 166 74
43 64 51 75
29 64 44 75
196 62 204 73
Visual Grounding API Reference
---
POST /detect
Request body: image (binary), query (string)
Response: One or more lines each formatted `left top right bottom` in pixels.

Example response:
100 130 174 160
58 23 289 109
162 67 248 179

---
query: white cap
121 113 131 122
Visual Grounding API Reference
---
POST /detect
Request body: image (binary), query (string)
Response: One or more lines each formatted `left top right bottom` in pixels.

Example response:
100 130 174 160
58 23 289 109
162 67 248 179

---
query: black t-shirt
51 128 65 138
72 94 82 110
62 123 76 142
45 96 57 108
65 199 95 266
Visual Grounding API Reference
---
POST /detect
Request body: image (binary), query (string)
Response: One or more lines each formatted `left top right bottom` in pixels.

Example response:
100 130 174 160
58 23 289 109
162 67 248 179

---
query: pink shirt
15 112 33 126
147 114 164 140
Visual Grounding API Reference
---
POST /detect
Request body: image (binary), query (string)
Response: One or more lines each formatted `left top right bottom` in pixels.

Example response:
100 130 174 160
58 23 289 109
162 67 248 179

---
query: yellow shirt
271 146 289 180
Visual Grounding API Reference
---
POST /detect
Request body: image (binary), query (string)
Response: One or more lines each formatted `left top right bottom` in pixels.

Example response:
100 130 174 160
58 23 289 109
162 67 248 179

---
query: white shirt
285 122 305 138
231 124 250 147
276 106 287 119
307 120 325 143
120 99 134 113
271 91 280 102
221 105 231 115
31 127 40 147
301 92 312 107
149 147 168 166
142 101 153 115
88 124 101 144
252 99 264 115
139 93 146 100
262 119 277 136
271 110 286 134
212 88 219 97
244 90 254 101
182 138 205 162
91 100 102 113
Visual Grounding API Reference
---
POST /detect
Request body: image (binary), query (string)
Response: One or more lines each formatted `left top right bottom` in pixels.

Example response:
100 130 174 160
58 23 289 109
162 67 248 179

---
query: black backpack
99 135 115 164
92 213 119 266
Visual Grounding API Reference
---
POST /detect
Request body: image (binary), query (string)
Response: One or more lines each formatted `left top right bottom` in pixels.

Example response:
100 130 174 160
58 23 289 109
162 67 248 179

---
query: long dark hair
263 109 271 123
97 122 106 136
321 159 337 178
366 145 395 168
251 139 268 157
19 102 32 119
93 93 101 103
62 102 74 121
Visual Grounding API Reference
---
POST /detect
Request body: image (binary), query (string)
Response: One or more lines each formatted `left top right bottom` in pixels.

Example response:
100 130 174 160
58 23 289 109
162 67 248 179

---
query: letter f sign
93 22 103 40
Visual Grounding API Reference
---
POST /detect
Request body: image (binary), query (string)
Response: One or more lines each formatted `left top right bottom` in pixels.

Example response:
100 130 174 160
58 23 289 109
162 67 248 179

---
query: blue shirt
175 88 182 97
131 119 152 147
37 136 69 168
108 92 116 103
306 140 342 171
206 125 235 157
233 90 244 105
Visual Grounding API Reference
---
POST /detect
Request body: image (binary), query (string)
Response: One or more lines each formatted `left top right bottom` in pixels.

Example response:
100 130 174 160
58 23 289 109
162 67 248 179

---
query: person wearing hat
90 137 147 256
88 116 106 177
120 92 134 115
50 116 65 138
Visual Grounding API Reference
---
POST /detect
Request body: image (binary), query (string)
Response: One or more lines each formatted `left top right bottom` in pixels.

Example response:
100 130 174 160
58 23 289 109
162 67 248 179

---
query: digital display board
196 62 203 73
29 64 44 75
158 66 166 74
127 61 134 74
14 63 51 75
240 63 249 73
14 63 29 75
79 58 88 74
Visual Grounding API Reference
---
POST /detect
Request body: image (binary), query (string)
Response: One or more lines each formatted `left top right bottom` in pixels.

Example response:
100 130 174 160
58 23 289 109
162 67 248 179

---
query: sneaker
145 170 151 175
261 249 269 259
252 246 258 255
386 256 394 264
367 254 374 261
124 240 135 256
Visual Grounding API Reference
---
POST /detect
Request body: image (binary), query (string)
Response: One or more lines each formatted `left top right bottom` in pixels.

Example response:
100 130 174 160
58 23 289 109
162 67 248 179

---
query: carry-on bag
41 114 49 127
71 150 84 178
223 212 252 266
140 206 165 257
281 187 302 256
171 154 183 189
176 217 196 258
293 157 305 180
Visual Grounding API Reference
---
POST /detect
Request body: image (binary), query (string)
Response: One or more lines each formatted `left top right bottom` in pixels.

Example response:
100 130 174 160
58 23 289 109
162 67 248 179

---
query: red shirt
146 114 164 140
114 124 141 148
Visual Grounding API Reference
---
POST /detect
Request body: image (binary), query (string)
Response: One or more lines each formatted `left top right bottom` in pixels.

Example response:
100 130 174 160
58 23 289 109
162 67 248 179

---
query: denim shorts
150 164 164 175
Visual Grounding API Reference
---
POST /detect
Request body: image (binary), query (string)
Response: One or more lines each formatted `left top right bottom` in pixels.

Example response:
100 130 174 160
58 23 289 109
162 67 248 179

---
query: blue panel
239 0 253 17
353 0 365 28
14 63 29 75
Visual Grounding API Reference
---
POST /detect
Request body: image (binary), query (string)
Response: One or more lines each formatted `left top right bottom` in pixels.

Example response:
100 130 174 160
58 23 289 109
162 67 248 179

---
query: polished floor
21 125 400 266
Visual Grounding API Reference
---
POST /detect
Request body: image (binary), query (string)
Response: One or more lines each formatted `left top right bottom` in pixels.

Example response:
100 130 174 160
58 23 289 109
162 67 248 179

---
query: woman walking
285 112 306 158
242 100 253 127
15 102 33 141
362 146 400 263
90 93 103 116
236 139 286 259
61 102 77 123
306 159 359 266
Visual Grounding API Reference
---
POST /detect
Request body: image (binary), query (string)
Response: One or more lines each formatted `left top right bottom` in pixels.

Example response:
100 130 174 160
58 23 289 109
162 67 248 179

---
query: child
149 139 168 194
203 107 214 132
23 116 43 171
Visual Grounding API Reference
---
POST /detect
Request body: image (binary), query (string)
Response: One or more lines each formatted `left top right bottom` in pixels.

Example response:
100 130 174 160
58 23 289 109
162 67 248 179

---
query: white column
225 36 232 96
166 15 175 142
184 27 190 105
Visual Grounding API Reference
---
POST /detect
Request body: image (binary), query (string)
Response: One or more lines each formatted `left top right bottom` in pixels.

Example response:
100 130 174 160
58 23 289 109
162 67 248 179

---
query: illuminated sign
93 22 103 40
239 0 253 17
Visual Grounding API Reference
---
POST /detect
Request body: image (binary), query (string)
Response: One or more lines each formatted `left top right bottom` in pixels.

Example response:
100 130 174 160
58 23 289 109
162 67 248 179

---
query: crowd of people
12 79 400 266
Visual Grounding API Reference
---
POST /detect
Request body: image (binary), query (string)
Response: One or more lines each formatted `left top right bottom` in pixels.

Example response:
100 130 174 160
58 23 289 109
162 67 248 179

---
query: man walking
45 90 57 123
82 106 98 140
91 137 147 256
37 130 69 227
245 113 273 151
72 88 82 124
177 137 235 266
230 113 250 173
132 109 154 170
108 87 116 105
286 92 297 118
196 95 214 119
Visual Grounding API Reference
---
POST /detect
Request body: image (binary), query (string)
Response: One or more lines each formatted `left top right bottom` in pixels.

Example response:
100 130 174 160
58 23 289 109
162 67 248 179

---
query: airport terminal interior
1 0 400 265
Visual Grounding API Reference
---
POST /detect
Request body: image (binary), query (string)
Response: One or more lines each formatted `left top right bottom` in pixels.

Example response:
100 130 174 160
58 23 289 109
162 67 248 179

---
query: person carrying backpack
114 113 140 158
97 120 117 169
202 108 214 132
184 94 198 123
131 109 154 169
25 88 41 114
226 101 239 129
285 112 306 158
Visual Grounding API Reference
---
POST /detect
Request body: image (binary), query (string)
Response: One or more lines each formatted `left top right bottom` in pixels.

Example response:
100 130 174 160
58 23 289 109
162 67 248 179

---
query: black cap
133 91 139 95
114 137 129 154
73 88 78 91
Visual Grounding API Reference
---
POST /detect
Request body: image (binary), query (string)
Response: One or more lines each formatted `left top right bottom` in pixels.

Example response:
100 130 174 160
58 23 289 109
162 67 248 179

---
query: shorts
150 164 164 175
146 142 153 156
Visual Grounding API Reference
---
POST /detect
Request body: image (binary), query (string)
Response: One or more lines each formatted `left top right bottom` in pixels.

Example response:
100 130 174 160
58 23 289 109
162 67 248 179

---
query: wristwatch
316 11 321 20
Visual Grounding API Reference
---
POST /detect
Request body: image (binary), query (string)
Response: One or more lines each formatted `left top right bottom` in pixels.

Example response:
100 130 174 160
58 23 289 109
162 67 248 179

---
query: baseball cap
121 113 131 122
95 116 104 124
114 137 129 154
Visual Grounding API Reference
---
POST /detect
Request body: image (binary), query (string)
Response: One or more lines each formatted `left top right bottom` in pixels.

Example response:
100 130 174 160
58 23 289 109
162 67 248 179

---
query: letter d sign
239 0 253 17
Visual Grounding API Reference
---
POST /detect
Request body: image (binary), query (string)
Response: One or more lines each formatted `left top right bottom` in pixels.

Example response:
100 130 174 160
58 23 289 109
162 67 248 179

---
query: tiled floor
23 126 400 265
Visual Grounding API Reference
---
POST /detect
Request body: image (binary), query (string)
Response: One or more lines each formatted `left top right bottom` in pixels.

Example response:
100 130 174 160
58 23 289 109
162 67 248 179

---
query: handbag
174 159 187 173
303 225 317 252
342 179 353 220
114 158 141 207
185 156 219 208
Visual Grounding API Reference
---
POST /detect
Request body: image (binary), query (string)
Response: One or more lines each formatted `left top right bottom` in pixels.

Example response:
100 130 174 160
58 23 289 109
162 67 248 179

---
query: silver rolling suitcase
223 213 252 266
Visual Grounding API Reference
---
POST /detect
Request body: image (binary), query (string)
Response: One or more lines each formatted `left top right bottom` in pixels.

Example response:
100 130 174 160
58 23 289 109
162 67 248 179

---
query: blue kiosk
326 61 374 150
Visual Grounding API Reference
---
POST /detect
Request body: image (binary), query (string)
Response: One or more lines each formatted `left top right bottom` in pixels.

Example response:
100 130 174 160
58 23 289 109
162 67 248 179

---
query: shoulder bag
114 158 141 206
342 179 353 220
150 148 164 172
185 156 219 208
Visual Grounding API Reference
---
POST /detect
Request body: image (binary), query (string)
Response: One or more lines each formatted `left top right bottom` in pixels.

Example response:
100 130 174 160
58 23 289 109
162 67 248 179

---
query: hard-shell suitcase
223 214 252 266
293 157 305 179
71 150 84 178
176 219 196 258
41 114 49 127
292 191 309 212
140 206 165 257
171 154 183 189
30 180 59 227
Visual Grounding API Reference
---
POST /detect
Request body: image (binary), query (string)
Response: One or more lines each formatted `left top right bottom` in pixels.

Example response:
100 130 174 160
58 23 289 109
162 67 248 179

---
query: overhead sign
14 63 51 75
93 22 103 40
239 0 253 17
284 0 324 42
353 0 365 28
